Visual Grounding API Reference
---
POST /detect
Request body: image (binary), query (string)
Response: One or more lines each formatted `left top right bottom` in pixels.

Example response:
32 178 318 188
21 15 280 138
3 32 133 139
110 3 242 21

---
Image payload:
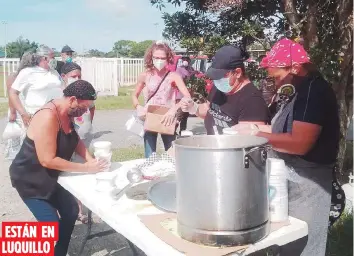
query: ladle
111 168 143 200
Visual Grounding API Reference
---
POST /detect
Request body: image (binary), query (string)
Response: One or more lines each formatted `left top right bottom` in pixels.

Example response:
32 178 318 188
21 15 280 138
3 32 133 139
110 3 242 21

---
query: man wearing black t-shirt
181 45 269 134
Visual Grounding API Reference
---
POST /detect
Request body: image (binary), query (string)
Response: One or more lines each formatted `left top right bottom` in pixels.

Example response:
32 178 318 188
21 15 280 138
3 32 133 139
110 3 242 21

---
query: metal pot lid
174 135 268 150
147 180 176 213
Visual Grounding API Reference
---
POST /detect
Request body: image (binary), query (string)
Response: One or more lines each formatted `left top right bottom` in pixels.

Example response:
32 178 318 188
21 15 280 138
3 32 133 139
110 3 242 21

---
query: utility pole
2 21 7 58
153 23 159 40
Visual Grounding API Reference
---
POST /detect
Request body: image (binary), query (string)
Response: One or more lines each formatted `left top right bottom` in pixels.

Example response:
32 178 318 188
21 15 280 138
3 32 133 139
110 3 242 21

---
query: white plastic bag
73 110 92 139
4 137 22 160
125 113 145 138
2 121 23 140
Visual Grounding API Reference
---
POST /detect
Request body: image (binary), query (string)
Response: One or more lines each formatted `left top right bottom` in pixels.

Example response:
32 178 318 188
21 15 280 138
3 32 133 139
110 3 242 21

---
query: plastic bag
4 136 24 161
73 110 93 139
125 113 145 138
2 121 23 140
135 152 175 179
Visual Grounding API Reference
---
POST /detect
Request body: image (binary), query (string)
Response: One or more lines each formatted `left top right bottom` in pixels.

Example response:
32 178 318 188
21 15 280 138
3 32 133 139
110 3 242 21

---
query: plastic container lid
148 179 176 213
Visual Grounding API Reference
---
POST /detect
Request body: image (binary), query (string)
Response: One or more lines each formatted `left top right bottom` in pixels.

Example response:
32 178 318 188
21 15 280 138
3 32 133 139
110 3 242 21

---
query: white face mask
153 59 167 71
67 77 79 85
182 61 189 67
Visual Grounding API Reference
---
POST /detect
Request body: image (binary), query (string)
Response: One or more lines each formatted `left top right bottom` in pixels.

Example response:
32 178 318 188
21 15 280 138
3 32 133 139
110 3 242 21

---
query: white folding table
58 159 308 256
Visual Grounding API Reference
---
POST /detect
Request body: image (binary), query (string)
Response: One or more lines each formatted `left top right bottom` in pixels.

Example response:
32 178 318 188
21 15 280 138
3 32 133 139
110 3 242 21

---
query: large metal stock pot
174 135 269 246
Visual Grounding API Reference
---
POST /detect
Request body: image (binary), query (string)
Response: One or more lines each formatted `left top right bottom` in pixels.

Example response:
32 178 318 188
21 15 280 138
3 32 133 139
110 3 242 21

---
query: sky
0 0 183 53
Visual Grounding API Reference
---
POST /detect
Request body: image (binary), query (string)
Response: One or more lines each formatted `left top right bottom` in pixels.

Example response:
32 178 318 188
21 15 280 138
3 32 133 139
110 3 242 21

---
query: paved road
89 110 205 149
0 110 205 256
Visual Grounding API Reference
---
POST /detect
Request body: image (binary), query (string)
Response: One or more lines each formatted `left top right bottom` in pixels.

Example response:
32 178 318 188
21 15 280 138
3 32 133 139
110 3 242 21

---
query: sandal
77 213 89 224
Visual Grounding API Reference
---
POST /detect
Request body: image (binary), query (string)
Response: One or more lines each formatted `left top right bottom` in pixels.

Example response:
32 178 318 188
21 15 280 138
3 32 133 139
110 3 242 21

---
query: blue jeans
144 131 176 158
22 184 79 256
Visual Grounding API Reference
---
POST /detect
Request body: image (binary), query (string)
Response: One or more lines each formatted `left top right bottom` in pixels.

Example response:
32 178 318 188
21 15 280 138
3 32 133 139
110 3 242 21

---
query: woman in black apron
233 38 341 256
10 80 108 256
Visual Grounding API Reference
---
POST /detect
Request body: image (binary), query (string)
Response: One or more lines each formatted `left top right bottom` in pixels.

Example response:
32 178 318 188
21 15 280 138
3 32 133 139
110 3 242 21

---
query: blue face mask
213 77 233 93
66 57 73 63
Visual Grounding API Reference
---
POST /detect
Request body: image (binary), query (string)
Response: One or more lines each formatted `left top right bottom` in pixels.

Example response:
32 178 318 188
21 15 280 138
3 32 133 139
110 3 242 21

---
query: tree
105 51 118 58
112 40 136 57
87 49 106 57
6 37 38 58
129 40 155 58
112 40 155 58
159 1 281 52
180 36 230 57
151 0 353 177
52 48 61 57
0 46 4 57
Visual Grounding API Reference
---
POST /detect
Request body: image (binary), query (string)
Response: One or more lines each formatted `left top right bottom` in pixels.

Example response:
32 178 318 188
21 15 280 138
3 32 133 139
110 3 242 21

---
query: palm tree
6 37 38 58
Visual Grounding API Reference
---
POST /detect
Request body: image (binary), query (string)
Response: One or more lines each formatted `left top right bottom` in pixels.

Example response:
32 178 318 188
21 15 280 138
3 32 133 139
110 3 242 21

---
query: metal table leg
78 210 92 256
126 239 140 256
76 210 144 256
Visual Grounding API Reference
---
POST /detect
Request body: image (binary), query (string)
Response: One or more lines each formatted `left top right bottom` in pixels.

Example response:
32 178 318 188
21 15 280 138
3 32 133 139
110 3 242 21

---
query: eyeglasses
152 56 167 60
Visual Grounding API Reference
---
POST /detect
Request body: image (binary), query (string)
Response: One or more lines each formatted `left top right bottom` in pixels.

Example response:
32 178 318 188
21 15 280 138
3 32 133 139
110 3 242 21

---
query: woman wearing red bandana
233 38 340 256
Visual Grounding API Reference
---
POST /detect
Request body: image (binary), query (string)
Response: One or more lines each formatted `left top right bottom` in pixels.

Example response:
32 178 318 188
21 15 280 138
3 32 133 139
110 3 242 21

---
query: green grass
95 85 143 110
111 145 164 162
327 211 353 256
111 146 146 162
0 84 141 118
0 102 7 117
0 72 6 97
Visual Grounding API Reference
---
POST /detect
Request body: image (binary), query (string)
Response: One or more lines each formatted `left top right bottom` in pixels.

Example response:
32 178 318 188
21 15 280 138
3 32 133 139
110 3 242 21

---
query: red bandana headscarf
260 38 310 68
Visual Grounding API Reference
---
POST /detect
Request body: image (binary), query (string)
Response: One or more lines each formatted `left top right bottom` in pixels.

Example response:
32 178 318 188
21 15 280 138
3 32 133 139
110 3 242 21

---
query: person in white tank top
9 45 64 127
4 51 35 160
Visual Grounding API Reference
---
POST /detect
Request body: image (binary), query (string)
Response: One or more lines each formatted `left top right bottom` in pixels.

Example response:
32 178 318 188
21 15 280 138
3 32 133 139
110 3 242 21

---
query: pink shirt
143 72 175 107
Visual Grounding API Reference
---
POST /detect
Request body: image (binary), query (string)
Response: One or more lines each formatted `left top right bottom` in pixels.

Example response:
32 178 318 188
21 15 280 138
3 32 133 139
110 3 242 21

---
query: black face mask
69 107 87 118
276 73 306 89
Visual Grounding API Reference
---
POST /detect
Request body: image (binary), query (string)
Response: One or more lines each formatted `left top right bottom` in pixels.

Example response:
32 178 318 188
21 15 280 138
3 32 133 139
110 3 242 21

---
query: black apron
270 83 333 256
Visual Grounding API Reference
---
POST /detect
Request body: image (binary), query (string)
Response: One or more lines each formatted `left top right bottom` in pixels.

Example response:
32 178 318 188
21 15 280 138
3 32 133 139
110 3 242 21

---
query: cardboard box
144 105 176 135
139 213 290 256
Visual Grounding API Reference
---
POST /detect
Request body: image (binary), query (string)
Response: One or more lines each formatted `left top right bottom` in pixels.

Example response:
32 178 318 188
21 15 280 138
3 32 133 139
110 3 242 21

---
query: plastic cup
95 172 116 192
93 141 112 154
94 151 112 172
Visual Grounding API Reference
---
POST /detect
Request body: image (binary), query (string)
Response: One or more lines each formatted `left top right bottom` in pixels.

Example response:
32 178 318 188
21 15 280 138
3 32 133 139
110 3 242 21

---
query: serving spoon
111 168 144 200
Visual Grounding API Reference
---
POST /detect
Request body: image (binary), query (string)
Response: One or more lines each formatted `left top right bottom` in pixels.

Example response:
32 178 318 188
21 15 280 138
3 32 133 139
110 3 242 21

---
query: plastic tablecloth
58 159 308 256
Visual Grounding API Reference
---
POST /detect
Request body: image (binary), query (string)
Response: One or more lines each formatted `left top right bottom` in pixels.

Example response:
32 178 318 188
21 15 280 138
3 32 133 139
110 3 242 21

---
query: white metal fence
0 57 145 97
